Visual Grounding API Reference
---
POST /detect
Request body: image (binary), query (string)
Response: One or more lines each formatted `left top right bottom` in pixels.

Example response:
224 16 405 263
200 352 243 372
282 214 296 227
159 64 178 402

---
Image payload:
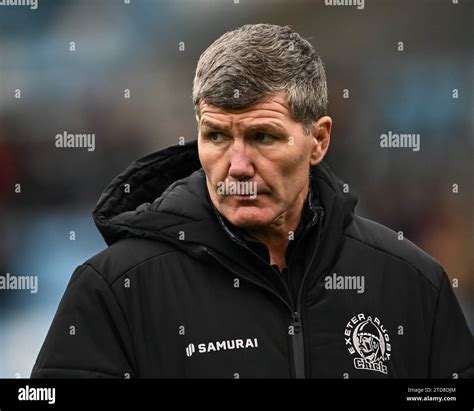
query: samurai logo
185 338 259 357
344 313 391 374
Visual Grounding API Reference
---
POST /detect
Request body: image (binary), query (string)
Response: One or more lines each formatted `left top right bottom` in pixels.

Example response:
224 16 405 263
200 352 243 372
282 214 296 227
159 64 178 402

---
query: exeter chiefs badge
344 313 391 374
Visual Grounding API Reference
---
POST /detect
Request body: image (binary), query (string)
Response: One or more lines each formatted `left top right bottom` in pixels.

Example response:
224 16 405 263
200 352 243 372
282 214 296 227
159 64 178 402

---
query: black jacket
31 141 473 378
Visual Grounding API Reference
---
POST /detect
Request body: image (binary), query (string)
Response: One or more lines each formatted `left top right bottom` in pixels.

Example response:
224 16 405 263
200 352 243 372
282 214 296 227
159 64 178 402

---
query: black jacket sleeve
429 273 474 378
31 264 137 378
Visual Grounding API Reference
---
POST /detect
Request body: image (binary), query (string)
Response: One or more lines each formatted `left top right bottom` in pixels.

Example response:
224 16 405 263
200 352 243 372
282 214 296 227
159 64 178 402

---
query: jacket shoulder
344 215 445 290
84 237 183 285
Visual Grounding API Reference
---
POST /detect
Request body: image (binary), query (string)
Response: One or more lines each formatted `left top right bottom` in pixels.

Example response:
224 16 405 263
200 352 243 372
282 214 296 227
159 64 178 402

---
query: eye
254 132 274 143
207 132 227 143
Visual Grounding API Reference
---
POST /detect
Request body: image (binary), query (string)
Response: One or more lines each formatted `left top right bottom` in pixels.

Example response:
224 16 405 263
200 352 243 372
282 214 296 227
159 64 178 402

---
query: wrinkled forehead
197 93 295 130
198 92 290 117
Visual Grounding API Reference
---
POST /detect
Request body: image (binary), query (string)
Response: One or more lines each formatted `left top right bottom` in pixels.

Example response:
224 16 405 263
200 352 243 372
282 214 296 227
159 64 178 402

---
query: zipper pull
292 312 302 333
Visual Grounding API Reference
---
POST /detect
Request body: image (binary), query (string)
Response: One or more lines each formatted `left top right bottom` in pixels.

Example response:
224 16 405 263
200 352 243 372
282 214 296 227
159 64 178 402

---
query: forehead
198 92 293 125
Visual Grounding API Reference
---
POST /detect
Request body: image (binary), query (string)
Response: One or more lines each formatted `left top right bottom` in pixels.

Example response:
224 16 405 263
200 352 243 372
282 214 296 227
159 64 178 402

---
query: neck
245 185 309 272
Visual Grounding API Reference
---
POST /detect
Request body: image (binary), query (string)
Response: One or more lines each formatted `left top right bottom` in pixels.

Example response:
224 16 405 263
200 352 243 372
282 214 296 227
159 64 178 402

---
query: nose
228 143 254 180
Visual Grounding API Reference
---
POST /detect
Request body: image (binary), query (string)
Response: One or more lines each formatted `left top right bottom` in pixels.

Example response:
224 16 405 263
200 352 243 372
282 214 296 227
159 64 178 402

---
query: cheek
268 153 308 198
198 145 226 183
277 149 308 180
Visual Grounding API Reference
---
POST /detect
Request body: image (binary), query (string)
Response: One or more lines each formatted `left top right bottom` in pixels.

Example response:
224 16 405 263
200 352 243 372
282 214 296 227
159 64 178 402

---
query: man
32 24 473 378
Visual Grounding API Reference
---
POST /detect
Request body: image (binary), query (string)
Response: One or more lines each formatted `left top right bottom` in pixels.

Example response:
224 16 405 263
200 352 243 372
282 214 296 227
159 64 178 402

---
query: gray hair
192 23 328 133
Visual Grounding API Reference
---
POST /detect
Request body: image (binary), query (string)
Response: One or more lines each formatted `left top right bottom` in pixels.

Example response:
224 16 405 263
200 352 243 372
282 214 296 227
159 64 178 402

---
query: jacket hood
93 140 357 272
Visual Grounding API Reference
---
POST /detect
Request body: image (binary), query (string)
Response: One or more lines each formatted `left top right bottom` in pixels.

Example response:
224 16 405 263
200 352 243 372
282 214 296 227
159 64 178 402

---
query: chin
224 206 275 229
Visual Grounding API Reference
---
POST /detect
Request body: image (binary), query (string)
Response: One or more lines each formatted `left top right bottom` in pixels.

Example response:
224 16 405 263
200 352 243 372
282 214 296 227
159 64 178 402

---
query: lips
235 190 270 196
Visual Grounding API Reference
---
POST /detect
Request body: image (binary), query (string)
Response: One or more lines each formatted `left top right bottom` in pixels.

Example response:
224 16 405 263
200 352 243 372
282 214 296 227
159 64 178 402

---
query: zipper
291 311 305 378
202 247 310 378
290 207 324 379
201 207 324 379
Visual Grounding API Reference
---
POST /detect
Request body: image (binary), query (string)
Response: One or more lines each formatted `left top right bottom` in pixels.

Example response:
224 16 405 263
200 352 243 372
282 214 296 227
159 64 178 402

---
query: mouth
232 192 271 201
233 194 259 201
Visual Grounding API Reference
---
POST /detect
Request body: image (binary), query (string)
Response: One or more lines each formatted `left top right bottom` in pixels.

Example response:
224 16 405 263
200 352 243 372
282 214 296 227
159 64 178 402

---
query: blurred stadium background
0 0 472 378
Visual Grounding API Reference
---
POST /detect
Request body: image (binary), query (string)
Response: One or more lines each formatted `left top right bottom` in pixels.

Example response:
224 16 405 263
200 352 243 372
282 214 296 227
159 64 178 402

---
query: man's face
359 335 378 354
197 92 331 229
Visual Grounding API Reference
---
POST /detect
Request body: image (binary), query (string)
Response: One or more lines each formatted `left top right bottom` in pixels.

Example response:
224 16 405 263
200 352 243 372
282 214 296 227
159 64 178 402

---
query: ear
309 116 332 166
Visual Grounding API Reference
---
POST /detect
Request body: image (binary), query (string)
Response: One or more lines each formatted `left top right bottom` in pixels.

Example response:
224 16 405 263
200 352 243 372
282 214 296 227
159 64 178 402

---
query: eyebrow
200 119 285 135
